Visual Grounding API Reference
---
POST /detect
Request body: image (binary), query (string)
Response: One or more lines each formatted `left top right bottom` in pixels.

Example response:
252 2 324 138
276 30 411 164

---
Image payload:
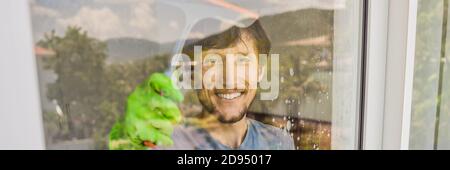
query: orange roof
35 46 55 57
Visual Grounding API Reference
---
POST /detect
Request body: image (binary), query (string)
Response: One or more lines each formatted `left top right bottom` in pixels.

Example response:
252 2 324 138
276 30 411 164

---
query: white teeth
217 92 242 100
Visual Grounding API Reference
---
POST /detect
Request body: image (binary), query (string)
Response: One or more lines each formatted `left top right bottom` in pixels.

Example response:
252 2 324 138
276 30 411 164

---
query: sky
29 0 347 43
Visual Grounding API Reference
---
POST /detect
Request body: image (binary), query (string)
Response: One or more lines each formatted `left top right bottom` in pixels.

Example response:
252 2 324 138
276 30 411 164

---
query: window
29 0 365 150
410 0 450 150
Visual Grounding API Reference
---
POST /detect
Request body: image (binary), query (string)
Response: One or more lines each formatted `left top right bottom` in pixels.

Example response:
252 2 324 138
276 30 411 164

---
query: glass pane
410 0 450 150
29 0 363 150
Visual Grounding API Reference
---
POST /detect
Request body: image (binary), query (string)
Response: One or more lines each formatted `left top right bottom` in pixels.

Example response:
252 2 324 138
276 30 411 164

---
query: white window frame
0 0 421 150
363 0 418 150
360 0 389 150
0 0 45 149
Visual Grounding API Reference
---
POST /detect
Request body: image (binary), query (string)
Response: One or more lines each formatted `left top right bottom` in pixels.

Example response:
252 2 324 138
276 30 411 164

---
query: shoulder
248 119 295 150
169 124 217 150
248 119 288 138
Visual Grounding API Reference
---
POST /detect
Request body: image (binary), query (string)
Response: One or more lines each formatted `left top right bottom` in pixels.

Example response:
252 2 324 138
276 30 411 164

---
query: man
169 20 294 150
109 19 294 150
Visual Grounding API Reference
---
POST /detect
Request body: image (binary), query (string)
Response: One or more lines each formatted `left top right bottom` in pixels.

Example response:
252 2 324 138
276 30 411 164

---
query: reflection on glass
410 0 450 150
30 0 362 150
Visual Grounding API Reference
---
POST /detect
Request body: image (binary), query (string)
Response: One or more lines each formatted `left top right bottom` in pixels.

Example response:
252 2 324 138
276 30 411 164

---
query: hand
109 73 183 149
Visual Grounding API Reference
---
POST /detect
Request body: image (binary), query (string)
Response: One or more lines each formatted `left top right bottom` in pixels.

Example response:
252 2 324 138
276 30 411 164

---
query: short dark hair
182 20 271 58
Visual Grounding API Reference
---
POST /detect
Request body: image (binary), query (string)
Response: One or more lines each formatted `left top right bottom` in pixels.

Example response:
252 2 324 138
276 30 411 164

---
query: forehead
204 33 258 56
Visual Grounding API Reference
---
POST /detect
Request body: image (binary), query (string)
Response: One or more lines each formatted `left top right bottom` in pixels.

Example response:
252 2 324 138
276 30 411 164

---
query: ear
258 66 265 82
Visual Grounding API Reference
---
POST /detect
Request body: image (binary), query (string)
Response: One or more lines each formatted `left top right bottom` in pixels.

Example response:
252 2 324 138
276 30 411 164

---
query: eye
237 57 251 64
203 58 218 66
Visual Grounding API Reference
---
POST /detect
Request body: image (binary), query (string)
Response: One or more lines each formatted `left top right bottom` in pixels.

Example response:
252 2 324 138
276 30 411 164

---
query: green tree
38 26 108 141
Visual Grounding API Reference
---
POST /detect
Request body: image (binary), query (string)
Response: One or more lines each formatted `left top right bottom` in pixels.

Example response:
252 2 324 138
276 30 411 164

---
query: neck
201 111 249 149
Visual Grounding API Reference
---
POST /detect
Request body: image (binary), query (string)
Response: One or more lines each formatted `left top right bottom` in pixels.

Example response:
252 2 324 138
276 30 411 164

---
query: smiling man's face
197 32 260 123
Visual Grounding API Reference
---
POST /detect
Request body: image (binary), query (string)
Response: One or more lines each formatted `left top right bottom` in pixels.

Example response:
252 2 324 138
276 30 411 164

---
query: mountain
104 9 332 63
105 37 201 63
106 38 164 62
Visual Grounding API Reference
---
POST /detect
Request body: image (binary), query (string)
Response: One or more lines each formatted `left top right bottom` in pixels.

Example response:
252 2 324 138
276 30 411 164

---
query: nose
224 55 237 89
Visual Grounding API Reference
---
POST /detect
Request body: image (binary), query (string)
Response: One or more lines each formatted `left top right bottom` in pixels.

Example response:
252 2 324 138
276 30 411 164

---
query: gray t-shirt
166 118 295 150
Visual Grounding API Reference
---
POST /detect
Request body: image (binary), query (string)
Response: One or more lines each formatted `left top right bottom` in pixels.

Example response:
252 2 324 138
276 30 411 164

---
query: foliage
410 0 450 149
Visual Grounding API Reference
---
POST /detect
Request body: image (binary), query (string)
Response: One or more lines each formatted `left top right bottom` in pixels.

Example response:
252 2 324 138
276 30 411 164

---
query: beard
217 109 247 124
197 88 256 124
199 98 249 124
